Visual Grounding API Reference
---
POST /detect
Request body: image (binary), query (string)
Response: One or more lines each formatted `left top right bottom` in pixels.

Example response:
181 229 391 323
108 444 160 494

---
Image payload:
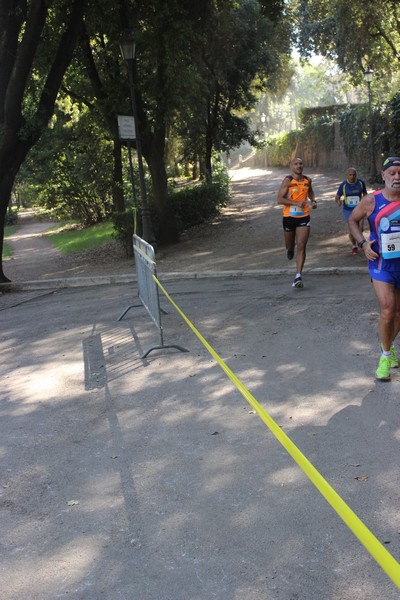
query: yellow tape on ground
154 275 400 588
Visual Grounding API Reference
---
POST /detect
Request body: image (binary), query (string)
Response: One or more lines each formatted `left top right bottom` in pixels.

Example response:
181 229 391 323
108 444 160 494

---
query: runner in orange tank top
277 157 317 288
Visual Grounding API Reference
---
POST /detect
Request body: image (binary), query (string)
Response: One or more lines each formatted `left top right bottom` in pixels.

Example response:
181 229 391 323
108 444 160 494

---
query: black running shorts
283 216 310 232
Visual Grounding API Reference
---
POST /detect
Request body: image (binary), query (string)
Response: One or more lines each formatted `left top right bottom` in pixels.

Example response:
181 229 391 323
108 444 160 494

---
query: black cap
382 157 400 171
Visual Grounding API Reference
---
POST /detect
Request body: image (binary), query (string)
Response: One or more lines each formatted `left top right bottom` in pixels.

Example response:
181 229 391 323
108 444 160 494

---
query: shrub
112 166 230 248
170 170 230 233
5 207 18 226
112 209 137 256
264 131 300 166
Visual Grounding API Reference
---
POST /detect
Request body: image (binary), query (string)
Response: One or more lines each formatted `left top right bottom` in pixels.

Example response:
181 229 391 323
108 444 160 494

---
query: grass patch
45 221 115 254
3 225 19 259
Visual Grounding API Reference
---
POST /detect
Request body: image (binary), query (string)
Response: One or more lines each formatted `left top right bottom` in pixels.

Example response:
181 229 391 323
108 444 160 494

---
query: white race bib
381 231 400 259
290 205 305 216
345 195 359 207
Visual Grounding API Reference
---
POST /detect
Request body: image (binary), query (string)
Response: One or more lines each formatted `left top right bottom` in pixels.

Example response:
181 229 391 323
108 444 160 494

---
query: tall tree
175 0 292 181
0 0 87 282
293 0 400 81
122 0 291 239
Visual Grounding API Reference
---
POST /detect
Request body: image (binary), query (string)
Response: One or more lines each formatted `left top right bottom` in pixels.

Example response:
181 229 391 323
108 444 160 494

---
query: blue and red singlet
368 190 400 272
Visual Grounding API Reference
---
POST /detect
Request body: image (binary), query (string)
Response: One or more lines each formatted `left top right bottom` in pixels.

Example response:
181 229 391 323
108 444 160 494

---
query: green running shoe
390 345 399 368
376 355 391 381
380 344 399 368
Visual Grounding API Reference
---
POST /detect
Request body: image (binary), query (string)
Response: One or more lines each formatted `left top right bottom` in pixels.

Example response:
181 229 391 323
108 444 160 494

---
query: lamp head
119 32 135 62
364 68 373 84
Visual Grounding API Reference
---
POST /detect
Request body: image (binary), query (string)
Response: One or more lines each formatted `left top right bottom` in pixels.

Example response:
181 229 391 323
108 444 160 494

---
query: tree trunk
79 25 126 216
0 172 18 282
204 135 213 183
145 130 179 246
112 138 126 213
0 0 87 282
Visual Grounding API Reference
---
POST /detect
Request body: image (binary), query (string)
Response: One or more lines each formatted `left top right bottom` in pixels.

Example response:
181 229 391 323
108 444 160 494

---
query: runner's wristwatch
357 239 367 248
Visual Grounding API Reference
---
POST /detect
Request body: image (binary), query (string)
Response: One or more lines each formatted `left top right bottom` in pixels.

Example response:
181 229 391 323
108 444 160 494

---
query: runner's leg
372 279 397 350
295 225 310 275
284 229 295 255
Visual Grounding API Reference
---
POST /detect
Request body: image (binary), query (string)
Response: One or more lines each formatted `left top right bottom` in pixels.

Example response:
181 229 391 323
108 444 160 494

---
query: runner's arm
335 194 342 206
348 194 378 258
276 177 292 206
307 179 317 209
361 180 368 197
335 183 343 206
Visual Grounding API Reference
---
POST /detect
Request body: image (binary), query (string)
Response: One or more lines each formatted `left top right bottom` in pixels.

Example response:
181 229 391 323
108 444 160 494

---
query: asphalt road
1 167 399 599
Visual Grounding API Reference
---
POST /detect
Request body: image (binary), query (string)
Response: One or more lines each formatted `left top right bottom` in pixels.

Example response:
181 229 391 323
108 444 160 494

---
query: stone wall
294 120 348 170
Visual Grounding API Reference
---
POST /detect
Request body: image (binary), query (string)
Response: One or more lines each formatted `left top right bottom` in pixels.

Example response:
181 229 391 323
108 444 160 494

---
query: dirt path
4 167 370 282
5 211 63 280
4 210 132 282
156 166 367 274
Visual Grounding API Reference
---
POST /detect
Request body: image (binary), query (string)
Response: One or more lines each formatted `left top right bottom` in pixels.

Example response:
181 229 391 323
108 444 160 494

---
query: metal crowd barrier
118 234 189 358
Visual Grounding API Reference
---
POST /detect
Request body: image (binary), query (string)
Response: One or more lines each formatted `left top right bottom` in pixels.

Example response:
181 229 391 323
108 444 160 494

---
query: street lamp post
364 67 376 181
260 112 267 167
119 33 156 246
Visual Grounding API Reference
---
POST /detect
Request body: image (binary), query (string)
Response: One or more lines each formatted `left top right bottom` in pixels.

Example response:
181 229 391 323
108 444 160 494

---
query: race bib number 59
381 232 400 259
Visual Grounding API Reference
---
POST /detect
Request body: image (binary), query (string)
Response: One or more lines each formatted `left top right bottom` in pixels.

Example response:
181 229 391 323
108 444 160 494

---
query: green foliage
263 111 335 166
5 208 18 226
264 131 300 166
16 110 114 225
339 104 370 165
302 113 335 150
260 98 395 175
293 0 400 91
109 166 230 249
3 225 19 259
387 93 400 156
1 0 301 264
167 0 292 175
339 103 389 170
170 167 230 234
112 209 136 257
300 105 346 126
45 222 115 254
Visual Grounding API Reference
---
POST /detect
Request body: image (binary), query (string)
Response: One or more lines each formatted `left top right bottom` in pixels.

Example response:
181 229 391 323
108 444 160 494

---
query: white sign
117 115 136 140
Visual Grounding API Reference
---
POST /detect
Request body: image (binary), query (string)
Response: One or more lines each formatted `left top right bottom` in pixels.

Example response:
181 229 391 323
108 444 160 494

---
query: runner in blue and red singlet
349 157 400 381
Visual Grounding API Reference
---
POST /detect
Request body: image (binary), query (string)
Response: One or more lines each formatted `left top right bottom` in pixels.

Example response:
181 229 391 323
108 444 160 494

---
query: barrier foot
118 303 141 321
141 344 189 359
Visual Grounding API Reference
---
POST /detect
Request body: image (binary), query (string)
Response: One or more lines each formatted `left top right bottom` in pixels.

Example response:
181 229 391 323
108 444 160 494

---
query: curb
0 266 368 292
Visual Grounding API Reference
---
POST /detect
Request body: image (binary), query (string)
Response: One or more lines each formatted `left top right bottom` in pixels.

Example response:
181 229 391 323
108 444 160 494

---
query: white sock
295 273 302 279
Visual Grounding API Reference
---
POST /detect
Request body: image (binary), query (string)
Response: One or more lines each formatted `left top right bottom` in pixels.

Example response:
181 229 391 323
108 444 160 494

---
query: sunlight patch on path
229 167 276 181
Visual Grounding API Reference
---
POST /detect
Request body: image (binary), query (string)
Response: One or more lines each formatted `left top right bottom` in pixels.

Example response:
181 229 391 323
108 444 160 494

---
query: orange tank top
283 176 311 218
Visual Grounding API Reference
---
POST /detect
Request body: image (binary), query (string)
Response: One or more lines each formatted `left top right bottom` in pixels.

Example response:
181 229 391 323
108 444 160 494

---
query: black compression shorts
283 216 310 232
